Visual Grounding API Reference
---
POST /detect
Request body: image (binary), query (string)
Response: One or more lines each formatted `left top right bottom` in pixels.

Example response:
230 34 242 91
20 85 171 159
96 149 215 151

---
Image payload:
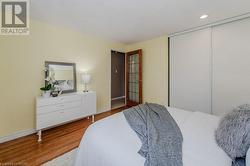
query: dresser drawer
37 95 81 107
36 92 97 132
36 107 83 130
37 101 82 115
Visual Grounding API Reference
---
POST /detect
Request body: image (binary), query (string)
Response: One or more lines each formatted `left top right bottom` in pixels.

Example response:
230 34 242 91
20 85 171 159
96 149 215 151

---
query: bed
75 107 232 166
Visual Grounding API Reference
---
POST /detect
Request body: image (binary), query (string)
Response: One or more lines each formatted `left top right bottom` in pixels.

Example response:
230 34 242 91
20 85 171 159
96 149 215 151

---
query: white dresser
36 91 96 142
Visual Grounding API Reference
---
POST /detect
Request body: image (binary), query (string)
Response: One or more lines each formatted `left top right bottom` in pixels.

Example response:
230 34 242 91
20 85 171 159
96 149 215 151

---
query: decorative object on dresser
81 73 91 92
40 84 52 98
36 92 96 142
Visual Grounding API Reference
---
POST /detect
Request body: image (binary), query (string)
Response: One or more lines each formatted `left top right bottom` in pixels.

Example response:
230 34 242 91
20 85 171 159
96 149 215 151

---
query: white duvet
75 107 231 166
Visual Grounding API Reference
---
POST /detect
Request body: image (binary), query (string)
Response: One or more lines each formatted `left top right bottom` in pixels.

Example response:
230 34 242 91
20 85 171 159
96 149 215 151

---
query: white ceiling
31 0 250 44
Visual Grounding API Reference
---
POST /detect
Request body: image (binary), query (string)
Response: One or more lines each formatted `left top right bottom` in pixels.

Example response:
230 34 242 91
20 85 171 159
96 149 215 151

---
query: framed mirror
45 61 77 94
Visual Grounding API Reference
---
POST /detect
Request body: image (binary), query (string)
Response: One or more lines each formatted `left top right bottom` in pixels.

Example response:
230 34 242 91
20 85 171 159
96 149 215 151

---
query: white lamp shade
81 73 91 84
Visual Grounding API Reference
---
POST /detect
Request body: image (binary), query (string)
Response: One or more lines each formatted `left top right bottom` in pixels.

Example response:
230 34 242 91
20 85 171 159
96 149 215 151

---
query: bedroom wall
0 20 125 137
126 36 168 106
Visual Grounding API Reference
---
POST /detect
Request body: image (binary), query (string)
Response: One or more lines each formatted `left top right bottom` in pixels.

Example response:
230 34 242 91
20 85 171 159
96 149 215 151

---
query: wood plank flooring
0 107 127 166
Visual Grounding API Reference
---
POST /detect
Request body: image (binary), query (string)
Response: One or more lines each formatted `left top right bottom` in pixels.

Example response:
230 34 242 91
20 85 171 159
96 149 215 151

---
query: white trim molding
0 128 36 144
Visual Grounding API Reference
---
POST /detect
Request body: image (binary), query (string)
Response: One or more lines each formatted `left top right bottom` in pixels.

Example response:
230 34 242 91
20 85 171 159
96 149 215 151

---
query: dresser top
37 91 95 100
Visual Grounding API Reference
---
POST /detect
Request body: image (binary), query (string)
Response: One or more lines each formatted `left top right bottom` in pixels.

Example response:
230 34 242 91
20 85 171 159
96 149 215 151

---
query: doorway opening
111 50 126 109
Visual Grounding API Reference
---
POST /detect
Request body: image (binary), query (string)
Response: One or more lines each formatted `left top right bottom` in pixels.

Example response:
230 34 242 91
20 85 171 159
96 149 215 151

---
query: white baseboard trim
0 128 36 144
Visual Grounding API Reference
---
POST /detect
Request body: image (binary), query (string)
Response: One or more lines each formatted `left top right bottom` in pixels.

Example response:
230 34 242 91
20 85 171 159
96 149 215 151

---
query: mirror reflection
45 61 76 93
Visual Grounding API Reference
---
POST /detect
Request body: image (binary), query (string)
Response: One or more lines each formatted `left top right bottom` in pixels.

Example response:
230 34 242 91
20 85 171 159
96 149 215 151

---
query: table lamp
81 73 91 92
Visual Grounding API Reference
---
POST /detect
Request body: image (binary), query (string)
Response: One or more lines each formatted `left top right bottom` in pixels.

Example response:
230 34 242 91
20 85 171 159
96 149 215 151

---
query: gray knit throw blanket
123 103 183 166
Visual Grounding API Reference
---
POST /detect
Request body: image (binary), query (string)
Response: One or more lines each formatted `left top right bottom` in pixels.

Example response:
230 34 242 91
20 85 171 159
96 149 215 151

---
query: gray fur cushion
215 104 250 159
246 148 250 166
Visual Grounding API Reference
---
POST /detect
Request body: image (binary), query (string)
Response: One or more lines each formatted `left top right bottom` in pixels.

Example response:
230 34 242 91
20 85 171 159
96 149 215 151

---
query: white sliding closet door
170 28 212 113
212 18 250 116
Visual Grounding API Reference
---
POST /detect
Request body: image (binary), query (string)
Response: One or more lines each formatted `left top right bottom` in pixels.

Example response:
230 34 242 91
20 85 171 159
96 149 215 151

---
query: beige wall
0 20 125 137
0 20 168 138
126 36 168 106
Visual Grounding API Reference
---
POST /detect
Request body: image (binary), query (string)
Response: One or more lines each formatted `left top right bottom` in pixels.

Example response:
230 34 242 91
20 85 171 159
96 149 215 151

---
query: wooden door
126 49 142 106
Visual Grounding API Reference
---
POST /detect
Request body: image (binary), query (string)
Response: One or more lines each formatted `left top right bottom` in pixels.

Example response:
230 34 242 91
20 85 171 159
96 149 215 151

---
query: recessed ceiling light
200 14 208 19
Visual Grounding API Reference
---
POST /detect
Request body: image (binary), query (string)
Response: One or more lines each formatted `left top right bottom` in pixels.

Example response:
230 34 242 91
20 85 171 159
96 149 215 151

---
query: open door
126 49 142 106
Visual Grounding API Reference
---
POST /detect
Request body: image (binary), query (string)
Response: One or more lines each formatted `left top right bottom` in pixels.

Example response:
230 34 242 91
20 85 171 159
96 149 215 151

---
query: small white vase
42 91 51 98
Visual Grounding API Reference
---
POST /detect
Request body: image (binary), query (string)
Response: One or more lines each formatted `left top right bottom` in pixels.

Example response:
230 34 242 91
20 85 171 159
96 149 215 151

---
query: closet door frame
168 17 250 115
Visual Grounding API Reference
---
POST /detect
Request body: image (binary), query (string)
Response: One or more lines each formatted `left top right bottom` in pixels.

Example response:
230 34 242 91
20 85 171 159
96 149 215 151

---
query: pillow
247 148 250 166
215 104 250 159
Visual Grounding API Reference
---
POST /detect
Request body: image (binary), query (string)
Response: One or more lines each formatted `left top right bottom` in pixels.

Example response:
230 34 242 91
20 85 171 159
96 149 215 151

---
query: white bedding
75 107 231 166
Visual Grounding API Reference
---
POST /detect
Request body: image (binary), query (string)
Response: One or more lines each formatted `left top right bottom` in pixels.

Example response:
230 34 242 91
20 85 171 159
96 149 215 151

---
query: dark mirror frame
45 61 77 94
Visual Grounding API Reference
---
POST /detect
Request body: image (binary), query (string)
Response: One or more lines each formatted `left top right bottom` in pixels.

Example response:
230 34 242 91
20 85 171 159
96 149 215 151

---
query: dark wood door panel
126 49 142 106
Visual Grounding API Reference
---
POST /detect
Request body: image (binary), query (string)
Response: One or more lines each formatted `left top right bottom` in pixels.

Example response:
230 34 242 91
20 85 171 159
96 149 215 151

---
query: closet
170 28 212 114
169 17 250 115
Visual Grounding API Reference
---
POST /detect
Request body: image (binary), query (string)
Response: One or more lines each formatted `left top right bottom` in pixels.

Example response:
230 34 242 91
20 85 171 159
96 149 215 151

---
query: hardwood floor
0 107 127 166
